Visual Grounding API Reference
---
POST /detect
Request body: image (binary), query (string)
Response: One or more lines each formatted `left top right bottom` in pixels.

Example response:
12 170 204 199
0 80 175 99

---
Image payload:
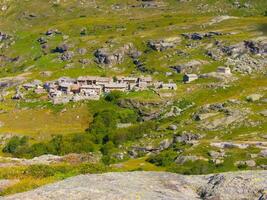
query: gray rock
159 139 173 150
182 32 223 40
53 43 69 53
162 106 182 119
194 112 219 121
246 94 263 102
40 71 52 77
77 48 87 55
168 124 177 130
259 110 267 117
147 37 180 51
2 171 267 200
259 150 267 158
174 132 202 144
94 43 133 66
60 51 74 61
175 155 202 164
170 60 204 74
234 160 256 167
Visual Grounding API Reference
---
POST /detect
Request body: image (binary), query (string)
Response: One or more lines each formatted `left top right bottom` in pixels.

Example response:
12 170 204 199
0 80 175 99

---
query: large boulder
94 43 133 66
147 37 180 51
2 171 267 200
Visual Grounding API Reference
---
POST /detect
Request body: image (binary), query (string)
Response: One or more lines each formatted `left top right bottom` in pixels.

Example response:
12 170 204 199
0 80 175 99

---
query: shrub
147 150 177 166
104 91 123 103
78 163 108 174
118 109 137 123
100 141 115 155
3 136 28 154
168 160 216 175
25 165 55 178
7 133 96 158
29 143 49 157
112 121 156 144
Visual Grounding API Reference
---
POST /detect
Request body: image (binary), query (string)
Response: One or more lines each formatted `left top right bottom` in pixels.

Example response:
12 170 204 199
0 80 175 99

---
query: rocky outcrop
147 37 180 51
0 153 101 167
182 32 224 40
94 43 133 66
170 60 207 74
118 98 167 121
2 171 267 200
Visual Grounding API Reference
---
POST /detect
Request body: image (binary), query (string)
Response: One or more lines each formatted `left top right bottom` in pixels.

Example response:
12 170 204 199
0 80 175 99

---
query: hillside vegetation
0 0 266 196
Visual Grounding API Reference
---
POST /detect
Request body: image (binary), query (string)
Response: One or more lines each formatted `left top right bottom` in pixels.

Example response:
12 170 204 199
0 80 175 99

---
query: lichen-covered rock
3 171 267 200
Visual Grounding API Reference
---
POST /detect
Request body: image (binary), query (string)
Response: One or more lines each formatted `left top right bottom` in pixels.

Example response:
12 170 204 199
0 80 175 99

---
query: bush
3 136 28 154
112 121 156 144
29 143 49 157
25 165 56 178
118 109 137 123
147 150 177 166
78 163 108 174
100 141 115 155
7 133 96 158
89 110 118 136
168 160 217 175
104 91 123 103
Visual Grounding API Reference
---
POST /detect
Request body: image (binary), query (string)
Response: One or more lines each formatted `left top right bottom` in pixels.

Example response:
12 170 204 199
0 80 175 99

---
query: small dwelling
183 74 198 83
104 83 127 93
80 85 102 96
217 66 231 74
58 83 72 94
77 76 98 85
117 76 138 90
96 77 113 86
137 76 153 90
117 76 138 84
138 76 153 85
58 77 76 84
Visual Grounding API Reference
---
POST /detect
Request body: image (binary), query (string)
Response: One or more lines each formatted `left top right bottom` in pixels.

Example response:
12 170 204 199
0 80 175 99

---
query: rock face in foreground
2 171 267 200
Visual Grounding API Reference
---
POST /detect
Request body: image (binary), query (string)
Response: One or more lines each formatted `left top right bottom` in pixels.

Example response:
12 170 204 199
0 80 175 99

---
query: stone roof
104 83 127 88
80 85 102 89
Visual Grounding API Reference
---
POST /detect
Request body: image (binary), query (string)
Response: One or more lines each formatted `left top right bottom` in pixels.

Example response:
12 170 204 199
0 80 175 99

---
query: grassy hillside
0 0 266 196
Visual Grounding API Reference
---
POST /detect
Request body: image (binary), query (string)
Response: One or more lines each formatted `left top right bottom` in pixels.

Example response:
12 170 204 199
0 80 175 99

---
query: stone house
138 76 153 84
137 76 153 90
58 83 72 94
95 77 113 86
49 90 63 98
117 76 138 90
58 77 76 84
80 85 102 96
77 76 98 85
104 83 128 93
183 74 198 83
70 84 80 94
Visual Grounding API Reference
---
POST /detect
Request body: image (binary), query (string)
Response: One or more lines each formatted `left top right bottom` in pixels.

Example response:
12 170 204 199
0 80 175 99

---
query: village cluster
22 75 177 104
21 66 232 104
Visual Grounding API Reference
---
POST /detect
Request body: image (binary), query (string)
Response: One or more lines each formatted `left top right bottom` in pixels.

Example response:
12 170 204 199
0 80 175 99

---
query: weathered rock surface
147 37 180 51
2 171 267 200
0 153 101 167
94 43 133 66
